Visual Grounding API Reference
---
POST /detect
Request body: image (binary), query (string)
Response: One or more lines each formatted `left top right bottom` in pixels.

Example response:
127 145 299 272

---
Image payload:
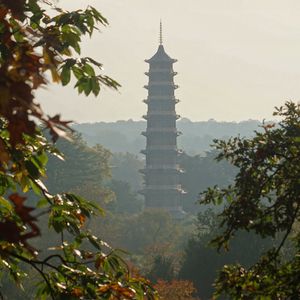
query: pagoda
140 22 185 217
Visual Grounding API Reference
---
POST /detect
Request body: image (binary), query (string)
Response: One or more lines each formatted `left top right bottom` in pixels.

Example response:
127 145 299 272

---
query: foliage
47 140 143 213
180 151 236 213
178 210 273 299
201 102 300 299
120 209 180 255
87 209 195 283
107 179 143 214
154 279 199 300
89 209 180 255
0 1 156 299
46 134 114 205
110 152 144 192
146 255 175 283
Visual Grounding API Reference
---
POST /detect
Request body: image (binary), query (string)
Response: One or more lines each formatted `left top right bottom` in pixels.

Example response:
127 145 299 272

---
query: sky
38 0 300 123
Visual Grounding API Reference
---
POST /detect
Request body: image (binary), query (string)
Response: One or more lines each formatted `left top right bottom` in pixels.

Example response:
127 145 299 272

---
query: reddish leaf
4 194 41 254
0 0 26 20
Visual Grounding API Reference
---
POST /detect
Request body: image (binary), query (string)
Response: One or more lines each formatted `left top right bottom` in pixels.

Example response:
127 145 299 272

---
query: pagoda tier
141 40 185 217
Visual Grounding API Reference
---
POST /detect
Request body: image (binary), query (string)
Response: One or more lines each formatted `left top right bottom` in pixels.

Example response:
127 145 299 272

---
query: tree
0 1 156 299
154 279 199 300
180 151 236 214
201 102 300 299
178 210 273 299
46 134 113 204
110 152 144 192
107 179 143 214
119 209 179 255
147 255 175 283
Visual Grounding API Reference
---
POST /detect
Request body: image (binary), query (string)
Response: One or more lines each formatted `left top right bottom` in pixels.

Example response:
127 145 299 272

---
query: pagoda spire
159 20 163 45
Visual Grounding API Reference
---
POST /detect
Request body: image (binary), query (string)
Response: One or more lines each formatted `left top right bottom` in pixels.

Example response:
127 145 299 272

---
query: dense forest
2 115 296 299
39 128 283 299
2 125 269 299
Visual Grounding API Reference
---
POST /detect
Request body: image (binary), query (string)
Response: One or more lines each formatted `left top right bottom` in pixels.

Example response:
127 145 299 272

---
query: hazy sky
38 0 300 123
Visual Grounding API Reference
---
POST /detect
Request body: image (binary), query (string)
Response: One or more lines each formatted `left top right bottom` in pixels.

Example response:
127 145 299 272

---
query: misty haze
1 1 300 300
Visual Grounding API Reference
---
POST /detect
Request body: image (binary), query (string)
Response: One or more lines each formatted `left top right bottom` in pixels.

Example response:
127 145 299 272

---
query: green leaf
37 151 48 166
0 196 13 212
72 66 83 80
91 77 100 96
83 64 95 76
30 179 42 195
84 79 93 96
61 65 71 86
25 160 40 179
37 198 48 208
73 42 81 54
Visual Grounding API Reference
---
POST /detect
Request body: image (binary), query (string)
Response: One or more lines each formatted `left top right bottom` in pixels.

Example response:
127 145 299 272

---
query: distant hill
72 119 262 155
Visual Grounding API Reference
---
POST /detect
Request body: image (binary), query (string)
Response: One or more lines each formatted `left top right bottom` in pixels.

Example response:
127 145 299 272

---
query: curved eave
143 84 179 90
145 71 178 76
141 130 182 136
145 45 177 64
143 112 179 118
143 97 180 104
145 58 177 64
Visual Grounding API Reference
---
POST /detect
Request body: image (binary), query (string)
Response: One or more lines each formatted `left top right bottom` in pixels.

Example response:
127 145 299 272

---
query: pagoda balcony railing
147 95 178 100
142 129 182 136
145 58 177 63
147 82 178 87
145 71 178 76
144 83 179 90
143 98 180 104
147 111 175 115
146 128 178 133
143 113 179 120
